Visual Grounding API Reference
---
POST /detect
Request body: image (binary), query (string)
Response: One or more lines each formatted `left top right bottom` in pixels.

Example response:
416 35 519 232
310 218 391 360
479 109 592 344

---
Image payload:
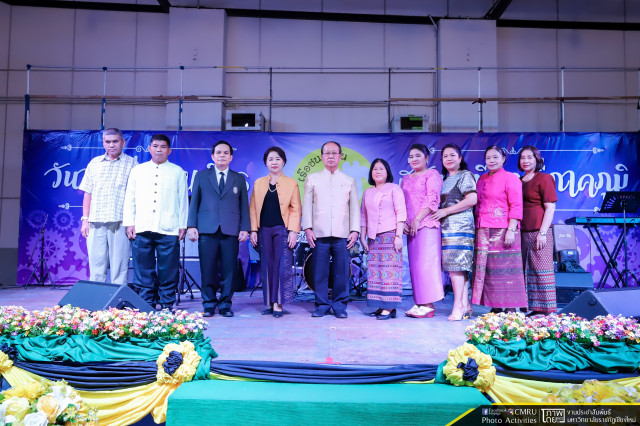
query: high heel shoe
405 305 420 317
376 309 396 320
367 309 383 317
273 310 283 318
463 303 473 319
447 309 466 321
408 306 434 318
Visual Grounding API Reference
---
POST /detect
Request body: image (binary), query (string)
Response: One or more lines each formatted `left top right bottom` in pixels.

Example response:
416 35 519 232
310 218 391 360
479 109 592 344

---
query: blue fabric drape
209 360 439 384
13 360 158 390
494 365 639 383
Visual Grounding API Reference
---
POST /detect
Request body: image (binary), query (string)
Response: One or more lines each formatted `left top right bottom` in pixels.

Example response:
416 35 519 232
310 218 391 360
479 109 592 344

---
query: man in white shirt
123 134 188 311
79 128 137 285
302 141 360 318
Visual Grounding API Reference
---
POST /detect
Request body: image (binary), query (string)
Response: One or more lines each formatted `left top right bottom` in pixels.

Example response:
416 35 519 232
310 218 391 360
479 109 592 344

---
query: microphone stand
176 238 200 305
25 214 56 289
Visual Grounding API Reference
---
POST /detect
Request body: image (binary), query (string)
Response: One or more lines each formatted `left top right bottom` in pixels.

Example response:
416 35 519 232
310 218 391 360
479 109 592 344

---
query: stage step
167 379 488 425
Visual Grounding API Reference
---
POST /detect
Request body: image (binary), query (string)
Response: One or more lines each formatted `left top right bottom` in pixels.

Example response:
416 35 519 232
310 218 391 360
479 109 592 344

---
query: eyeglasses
322 152 340 157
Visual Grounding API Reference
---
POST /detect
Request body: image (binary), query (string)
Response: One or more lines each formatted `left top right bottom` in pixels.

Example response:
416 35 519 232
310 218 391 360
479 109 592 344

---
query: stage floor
0 284 487 365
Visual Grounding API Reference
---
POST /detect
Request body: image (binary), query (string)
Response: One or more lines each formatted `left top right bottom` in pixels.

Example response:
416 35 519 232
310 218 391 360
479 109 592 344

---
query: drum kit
293 234 367 297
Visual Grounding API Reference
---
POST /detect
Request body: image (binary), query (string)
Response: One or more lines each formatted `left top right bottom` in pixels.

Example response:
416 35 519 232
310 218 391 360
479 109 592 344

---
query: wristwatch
539 231 547 236
81 216 89 221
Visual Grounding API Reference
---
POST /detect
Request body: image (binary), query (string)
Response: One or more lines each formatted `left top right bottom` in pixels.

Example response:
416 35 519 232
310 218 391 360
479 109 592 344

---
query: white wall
0 3 639 283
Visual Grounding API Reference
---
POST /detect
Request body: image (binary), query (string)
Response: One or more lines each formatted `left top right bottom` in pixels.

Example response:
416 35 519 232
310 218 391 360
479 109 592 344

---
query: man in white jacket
123 134 188 311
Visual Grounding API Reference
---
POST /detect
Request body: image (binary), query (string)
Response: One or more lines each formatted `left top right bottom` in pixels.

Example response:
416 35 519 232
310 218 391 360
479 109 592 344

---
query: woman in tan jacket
249 146 302 318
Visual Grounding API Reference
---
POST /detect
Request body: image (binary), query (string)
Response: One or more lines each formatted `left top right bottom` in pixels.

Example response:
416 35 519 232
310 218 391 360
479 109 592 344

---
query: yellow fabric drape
2 363 179 425
488 375 640 404
79 382 181 426
1 342 202 426
1 361 43 387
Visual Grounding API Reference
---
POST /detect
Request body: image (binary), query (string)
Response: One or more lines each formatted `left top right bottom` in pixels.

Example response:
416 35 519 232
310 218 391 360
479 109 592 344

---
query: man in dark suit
187 140 250 317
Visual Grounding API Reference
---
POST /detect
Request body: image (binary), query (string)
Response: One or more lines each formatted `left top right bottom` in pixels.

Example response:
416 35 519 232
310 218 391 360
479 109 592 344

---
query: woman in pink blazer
360 159 407 320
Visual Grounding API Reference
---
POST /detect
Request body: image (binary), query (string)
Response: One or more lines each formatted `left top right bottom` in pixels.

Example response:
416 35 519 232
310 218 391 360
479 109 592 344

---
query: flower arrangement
542 379 640 403
0 305 207 341
0 380 98 425
465 312 640 346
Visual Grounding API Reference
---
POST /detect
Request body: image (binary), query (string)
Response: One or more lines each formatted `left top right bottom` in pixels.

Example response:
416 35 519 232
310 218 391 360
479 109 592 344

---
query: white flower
51 384 81 413
2 415 19 426
23 412 49 426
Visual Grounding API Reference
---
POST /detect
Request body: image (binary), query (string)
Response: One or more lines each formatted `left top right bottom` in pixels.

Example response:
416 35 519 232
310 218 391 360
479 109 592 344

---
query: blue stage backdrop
19 131 640 287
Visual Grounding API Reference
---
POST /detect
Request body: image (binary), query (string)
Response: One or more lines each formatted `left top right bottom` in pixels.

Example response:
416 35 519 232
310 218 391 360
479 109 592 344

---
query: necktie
219 171 225 193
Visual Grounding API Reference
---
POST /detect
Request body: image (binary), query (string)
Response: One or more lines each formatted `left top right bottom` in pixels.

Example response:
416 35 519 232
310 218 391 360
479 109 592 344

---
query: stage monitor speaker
555 272 593 307
560 287 640 320
58 281 155 312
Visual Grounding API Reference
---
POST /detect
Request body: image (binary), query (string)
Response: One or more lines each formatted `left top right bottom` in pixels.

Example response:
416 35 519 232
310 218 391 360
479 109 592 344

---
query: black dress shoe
376 309 397 320
273 310 284 318
203 311 215 318
334 311 348 319
219 308 234 317
311 308 327 317
366 309 383 317
262 308 273 315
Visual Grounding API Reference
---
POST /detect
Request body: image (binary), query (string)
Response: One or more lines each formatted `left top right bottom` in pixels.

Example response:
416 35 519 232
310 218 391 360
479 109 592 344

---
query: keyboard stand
581 220 628 289
597 191 640 288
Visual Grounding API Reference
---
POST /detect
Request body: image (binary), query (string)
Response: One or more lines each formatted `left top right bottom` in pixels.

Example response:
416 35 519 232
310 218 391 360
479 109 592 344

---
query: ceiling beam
497 19 640 31
0 0 168 13
225 9 440 25
157 0 170 13
484 0 513 20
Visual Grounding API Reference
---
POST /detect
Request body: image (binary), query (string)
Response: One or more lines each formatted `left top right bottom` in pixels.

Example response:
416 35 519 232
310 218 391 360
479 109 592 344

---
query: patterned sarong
366 231 403 309
522 230 557 313
472 228 528 309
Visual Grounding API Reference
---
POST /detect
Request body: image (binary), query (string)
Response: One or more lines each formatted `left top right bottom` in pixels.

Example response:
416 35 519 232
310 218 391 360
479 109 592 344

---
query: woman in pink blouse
472 145 527 312
360 159 407 320
401 144 444 318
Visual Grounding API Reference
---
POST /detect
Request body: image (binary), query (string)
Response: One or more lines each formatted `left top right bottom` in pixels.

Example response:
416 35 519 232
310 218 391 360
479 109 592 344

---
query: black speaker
560 288 640 319
58 281 155 313
555 272 593 307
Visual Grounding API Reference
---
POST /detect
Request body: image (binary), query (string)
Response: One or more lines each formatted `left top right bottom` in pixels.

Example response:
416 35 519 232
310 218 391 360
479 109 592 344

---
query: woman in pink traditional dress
401 144 444 318
360 159 407 320
519 145 558 316
472 145 527 313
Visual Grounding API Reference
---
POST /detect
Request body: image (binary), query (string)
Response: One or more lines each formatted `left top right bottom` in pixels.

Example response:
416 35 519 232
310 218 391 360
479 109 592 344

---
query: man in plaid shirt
79 128 138 285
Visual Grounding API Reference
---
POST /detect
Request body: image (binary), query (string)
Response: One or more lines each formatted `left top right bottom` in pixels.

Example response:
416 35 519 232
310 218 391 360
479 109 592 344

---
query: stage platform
0 284 485 366
166 380 487 426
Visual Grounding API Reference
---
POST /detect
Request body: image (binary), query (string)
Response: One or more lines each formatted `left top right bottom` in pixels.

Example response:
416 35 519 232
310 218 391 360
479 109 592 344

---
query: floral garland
542 379 640 403
0 381 98 425
0 305 207 341
465 312 640 346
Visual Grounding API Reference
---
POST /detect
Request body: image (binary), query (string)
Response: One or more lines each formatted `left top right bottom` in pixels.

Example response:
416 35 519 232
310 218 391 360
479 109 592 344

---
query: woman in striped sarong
519 146 558 315
430 144 477 321
472 145 527 311
360 159 407 320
